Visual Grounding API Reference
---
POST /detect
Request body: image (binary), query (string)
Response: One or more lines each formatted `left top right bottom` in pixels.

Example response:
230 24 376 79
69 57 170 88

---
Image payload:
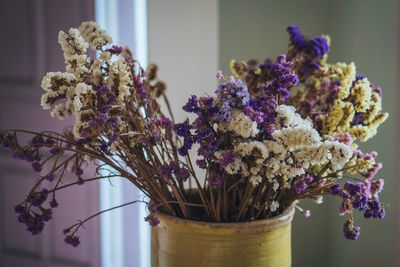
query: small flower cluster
0 22 388 246
174 25 387 238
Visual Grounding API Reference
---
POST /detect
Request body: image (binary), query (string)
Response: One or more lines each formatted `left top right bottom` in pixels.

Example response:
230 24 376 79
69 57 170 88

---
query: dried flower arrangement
0 21 388 247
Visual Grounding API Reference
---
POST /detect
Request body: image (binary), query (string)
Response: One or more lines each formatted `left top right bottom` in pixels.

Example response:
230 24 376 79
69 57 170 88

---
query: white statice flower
73 83 94 112
100 51 112 62
265 140 286 155
73 120 84 138
214 150 248 176
219 110 259 138
276 104 313 129
261 105 354 183
234 141 268 175
90 59 103 85
40 91 58 110
350 78 372 113
323 141 353 171
272 126 321 151
58 28 88 60
65 54 89 77
269 201 280 212
50 103 70 119
79 21 112 49
108 59 132 101
74 82 93 95
292 145 331 169
313 195 324 204
234 141 269 158
73 97 83 112
41 72 76 92
249 175 262 186
264 158 282 178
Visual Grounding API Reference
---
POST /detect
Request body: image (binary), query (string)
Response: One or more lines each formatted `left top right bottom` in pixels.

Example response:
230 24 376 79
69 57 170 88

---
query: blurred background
0 0 398 266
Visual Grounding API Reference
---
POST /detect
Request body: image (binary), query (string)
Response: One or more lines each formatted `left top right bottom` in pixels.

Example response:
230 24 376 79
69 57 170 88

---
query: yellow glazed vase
151 206 295 267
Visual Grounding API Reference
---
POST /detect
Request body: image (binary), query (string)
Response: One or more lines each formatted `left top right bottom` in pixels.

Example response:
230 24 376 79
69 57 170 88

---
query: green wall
219 0 398 266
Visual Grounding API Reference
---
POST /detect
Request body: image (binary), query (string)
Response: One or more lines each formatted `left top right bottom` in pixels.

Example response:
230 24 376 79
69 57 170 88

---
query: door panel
0 1 100 266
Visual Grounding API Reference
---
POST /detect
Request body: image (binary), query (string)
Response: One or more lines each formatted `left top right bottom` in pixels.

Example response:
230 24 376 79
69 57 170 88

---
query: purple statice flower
175 168 190 181
293 179 307 195
352 113 364 126
196 159 207 169
216 70 224 79
89 113 108 128
370 82 383 97
159 161 190 181
26 215 45 235
217 101 232 122
41 208 53 222
145 202 160 227
174 120 191 137
344 181 363 196
31 161 42 172
192 124 218 159
96 85 110 95
343 219 360 240
370 179 384 195
198 96 219 121
244 106 264 123
364 199 385 219
331 180 385 224
105 117 120 128
159 164 173 180
183 95 201 113
366 163 382 180
49 147 61 155
293 175 313 196
252 96 277 136
309 36 329 57
74 168 84 177
44 174 56 182
155 118 172 127
0 133 14 149
178 139 193 157
174 120 194 156
218 151 237 168
27 189 49 207
215 76 250 111
287 25 307 49
106 45 123 55
50 199 59 208
333 132 353 146
265 54 298 101
356 74 366 80
29 136 45 148
330 183 342 195
64 235 81 247
44 138 56 147
287 25 329 58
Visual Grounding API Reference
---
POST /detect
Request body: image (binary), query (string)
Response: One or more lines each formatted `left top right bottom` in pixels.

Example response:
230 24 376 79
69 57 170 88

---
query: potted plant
1 22 387 267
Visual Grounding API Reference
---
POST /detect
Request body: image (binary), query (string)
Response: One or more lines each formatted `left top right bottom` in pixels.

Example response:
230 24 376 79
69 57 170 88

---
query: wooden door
0 1 100 266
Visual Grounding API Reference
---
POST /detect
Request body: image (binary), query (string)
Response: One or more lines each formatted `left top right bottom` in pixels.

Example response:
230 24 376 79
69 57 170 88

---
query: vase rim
157 205 295 230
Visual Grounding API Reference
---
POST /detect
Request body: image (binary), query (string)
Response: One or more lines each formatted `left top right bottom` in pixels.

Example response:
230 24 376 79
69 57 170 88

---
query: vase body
151 206 295 267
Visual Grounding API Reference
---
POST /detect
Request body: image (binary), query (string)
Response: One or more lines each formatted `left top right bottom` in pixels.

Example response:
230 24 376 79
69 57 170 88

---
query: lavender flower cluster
0 22 388 247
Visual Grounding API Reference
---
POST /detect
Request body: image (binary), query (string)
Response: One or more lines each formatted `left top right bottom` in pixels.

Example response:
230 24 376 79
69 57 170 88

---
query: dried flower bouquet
0 21 388 247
